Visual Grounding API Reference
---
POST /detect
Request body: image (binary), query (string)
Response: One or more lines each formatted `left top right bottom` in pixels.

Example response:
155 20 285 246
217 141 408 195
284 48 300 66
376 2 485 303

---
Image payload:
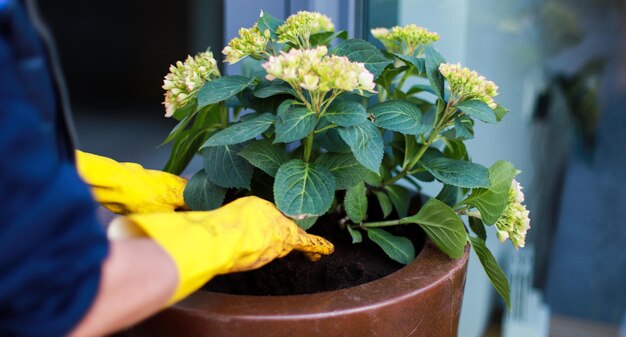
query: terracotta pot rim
175 239 470 319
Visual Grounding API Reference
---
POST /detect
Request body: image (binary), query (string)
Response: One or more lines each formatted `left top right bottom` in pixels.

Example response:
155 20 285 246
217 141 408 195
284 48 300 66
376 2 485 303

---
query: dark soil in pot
203 195 427 295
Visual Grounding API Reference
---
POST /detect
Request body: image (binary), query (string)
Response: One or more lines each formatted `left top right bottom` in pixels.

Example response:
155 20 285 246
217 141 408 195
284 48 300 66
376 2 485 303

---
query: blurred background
38 0 625 336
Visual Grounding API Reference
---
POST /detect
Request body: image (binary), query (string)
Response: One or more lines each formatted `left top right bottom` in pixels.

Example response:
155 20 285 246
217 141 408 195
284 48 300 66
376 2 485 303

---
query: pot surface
118 240 469 337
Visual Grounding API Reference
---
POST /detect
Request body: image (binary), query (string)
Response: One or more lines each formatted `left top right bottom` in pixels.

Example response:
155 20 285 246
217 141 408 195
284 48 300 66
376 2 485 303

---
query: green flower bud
494 180 531 249
276 11 335 48
439 63 499 109
223 24 271 64
162 51 220 117
371 24 439 55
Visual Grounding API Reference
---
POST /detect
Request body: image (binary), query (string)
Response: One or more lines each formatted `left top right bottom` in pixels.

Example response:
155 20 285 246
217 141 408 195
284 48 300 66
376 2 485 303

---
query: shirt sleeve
0 3 109 336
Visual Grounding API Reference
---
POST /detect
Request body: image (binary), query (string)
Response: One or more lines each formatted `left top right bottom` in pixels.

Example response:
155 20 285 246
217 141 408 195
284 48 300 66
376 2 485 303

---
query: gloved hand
75 150 188 214
108 196 334 304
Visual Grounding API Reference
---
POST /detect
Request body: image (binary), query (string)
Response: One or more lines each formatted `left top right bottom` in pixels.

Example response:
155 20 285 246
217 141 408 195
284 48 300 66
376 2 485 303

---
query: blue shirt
0 1 109 335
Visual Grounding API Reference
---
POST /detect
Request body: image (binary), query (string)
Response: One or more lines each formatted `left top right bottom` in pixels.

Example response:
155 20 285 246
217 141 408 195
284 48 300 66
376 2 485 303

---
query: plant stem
362 218 410 228
303 131 315 162
396 70 411 97
219 103 228 128
314 124 338 134
382 132 435 186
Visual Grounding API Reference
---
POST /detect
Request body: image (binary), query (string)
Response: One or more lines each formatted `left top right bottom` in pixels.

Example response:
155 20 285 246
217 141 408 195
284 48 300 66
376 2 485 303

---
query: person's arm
68 238 178 337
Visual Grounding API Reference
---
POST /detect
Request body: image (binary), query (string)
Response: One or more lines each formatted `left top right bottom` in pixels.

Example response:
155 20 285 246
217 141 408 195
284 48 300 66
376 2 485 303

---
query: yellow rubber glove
108 196 334 304
75 150 188 214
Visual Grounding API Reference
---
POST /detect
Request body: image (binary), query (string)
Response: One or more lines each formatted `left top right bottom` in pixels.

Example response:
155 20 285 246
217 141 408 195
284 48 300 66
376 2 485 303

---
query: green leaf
469 217 487 240
332 39 393 79
345 182 368 223
315 153 368 190
315 128 351 153
183 170 227 211
385 185 411 218
202 143 253 189
420 157 490 188
310 30 348 46
256 10 283 40
347 226 363 243
494 105 508 122
295 216 318 230
424 46 446 100
163 103 199 144
324 100 368 127
253 81 296 98
375 191 393 218
469 236 511 309
454 116 474 140
197 76 254 108
171 99 198 121
202 113 275 147
461 161 517 224
163 128 213 175
275 102 318 143
436 184 460 207
338 121 384 174
404 198 467 258
393 53 425 74
367 228 416 265
455 100 497 124
273 159 336 217
238 139 288 177
443 139 468 161
370 100 428 135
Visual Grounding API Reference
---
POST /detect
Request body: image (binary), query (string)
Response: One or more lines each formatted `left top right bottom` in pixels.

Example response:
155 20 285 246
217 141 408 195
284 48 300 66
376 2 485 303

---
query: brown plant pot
117 240 469 337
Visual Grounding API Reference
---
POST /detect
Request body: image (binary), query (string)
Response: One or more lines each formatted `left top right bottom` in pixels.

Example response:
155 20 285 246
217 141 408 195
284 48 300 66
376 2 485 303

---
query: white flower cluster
276 11 335 48
371 24 439 55
223 25 271 64
495 179 531 249
162 51 220 117
438 63 499 109
262 46 375 94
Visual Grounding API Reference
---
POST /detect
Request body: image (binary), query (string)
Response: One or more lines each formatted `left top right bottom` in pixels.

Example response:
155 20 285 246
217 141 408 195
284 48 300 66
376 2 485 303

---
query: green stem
219 103 228 128
362 218 410 228
314 124 338 134
395 70 411 97
303 132 315 162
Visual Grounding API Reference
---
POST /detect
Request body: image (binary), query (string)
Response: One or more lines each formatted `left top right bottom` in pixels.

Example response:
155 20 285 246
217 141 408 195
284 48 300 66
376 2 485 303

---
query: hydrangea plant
161 10 530 308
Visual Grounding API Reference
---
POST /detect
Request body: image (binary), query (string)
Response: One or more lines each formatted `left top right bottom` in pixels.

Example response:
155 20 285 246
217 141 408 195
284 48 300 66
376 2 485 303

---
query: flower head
223 24 271 64
162 51 220 117
495 179 531 249
438 63 499 109
262 46 375 94
276 11 334 48
371 24 439 55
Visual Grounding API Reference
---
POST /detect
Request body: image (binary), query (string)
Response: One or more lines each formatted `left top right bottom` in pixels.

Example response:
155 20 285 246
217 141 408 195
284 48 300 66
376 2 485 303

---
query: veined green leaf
461 161 517 224
374 191 393 218
238 139 288 177
469 236 511 309
295 216 318 230
424 46 446 100
253 81 296 98
370 100 428 135
274 160 336 218
202 113 275 147
345 182 368 223
163 127 214 175
338 121 384 174
392 53 425 74
324 100 368 127
494 105 509 121
404 198 467 258
275 102 318 143
347 226 363 243
455 100 497 124
183 170 227 211
198 76 254 108
315 128 351 153
315 152 368 190
436 184 460 207
256 10 283 40
420 157 490 188
367 228 415 265
202 142 253 189
332 39 392 79
454 116 474 140
385 185 411 218
469 216 487 240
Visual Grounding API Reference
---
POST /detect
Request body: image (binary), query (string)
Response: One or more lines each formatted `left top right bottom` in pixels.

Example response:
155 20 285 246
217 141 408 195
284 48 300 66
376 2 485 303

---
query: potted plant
121 10 530 337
